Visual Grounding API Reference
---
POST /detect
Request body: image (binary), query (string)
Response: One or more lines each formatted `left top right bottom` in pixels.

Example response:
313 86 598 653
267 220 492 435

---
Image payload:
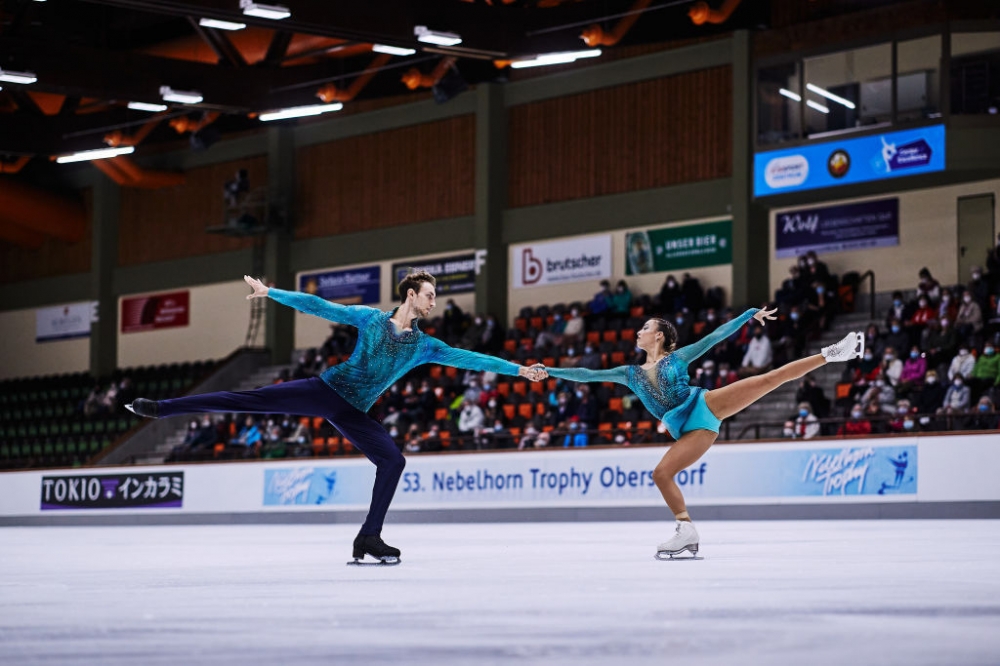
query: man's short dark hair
397 270 437 302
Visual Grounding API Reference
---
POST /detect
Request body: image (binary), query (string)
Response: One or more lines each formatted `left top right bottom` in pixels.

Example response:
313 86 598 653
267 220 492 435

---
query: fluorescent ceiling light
510 49 602 69
372 44 417 57
259 102 344 122
779 88 801 102
806 99 829 114
805 83 856 109
128 101 169 112
414 25 462 47
56 146 135 164
199 17 247 30
159 86 203 104
0 68 38 84
240 0 290 20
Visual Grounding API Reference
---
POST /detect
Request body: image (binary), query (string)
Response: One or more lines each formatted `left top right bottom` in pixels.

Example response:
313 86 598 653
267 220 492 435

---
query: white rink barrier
1 434 999 523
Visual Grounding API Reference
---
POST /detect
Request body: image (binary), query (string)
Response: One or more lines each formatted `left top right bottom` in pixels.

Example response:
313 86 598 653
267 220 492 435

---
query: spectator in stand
533 430 552 449
693 360 718 390
940 374 971 415
681 273 705 314
805 251 831 286
913 370 946 416
457 399 484 448
968 266 990 310
864 397 889 433
562 418 589 447
861 377 897 414
805 281 832 332
896 346 927 398
955 290 984 342
937 290 958 325
535 312 568 350
168 416 217 461
838 403 872 437
923 319 957 374
609 280 632 318
886 291 913 330
588 280 613 319
517 423 540 450
715 361 739 389
774 306 808 364
403 424 423 453
422 424 443 453
458 314 487 351
916 267 942 304
882 319 910 363
888 399 913 433
551 390 576 426
880 347 904 388
795 376 830 418
577 343 603 370
658 274 682 314
948 345 976 383
441 299 465 342
968 342 1000 401
904 296 936 346
963 397 999 431
854 347 882 384
574 385 599 430
792 402 820 439
230 415 262 457
562 307 585 346
900 412 921 434
738 326 773 378
673 310 693 347
480 315 502 353
706 310 746 368
285 418 312 456
702 308 721 337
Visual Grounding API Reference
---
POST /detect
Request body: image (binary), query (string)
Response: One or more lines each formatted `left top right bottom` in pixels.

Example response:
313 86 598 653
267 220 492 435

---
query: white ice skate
655 521 702 561
821 331 864 363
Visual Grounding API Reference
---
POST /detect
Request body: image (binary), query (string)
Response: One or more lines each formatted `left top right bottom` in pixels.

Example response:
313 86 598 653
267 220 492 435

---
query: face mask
864 354 873 361
959 349 969 356
942 296 950 303
973 273 982 281
898 406 908 414
919 301 927 308
667 281 676 288
571 310 579 317
488 400 497 408
475 318 483 325
707 313 716 321
874 380 884 387
926 376 937 384
816 286 824 294
494 424 503 431
389 428 399 437
986 348 995 355
584 347 593 354
567 348 576 356
575 390 584 399
954 380 963 387
790 312 799 321
434 387 444 398
553 314 562 321
891 326 900 334
910 351 919 359
851 411 862 419
807 258 816 266
569 422 578 430
798 409 809 417
903 420 914 430
963 296 972 304
941 319 949 327
980 404 990 412
884 354 894 361
894 300 902 307
445 304 452 310
676 318 684 325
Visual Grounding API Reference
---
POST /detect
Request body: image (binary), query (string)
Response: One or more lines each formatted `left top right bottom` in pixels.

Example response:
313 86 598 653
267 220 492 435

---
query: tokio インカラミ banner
40 472 184 510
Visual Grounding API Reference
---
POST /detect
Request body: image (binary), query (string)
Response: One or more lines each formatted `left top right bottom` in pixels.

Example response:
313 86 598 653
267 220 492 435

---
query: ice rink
2 520 999 666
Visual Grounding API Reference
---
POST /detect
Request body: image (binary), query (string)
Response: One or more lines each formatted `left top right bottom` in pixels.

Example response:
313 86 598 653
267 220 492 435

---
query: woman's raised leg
705 353 826 421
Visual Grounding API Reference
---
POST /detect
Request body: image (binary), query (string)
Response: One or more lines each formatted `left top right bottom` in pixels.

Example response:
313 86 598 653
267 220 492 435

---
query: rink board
1 434 998 524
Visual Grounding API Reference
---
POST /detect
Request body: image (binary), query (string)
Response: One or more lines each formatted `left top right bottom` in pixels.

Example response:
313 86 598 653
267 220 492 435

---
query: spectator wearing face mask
888 399 914 433
792 402 820 439
963 397 999 431
937 290 959 324
577 343 603 370
940 374 971 415
854 347 882 384
573 385 599 429
880 347 904 387
861 376 898 413
535 312 568 350
609 280 632 317
658 274 682 314
804 251 831 286
896 346 927 398
886 291 913 330
967 266 989 309
672 310 693 347
694 360 718 390
905 296 937 346
968 343 1000 401
864 398 890 433
806 281 832 331
457 399 485 447
948 346 977 382
562 308 585 345
838 403 872 437
916 267 942 304
738 326 773 378
923 318 957 371
955 291 984 340
562 417 589 447
884 319 910 362
913 370 946 415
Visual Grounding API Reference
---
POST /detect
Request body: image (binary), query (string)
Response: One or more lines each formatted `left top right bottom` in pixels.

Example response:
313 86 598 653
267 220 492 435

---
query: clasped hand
519 363 549 382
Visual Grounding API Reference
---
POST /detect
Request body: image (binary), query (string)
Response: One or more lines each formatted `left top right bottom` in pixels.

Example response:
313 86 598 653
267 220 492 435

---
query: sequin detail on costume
268 289 523 412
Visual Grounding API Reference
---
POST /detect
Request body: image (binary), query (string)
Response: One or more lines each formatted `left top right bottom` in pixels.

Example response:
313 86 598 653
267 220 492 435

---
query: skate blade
346 556 400 567
655 545 702 561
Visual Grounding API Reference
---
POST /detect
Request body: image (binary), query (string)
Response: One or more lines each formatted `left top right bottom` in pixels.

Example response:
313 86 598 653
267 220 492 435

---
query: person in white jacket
793 402 820 439
738 327 773 378
948 347 976 383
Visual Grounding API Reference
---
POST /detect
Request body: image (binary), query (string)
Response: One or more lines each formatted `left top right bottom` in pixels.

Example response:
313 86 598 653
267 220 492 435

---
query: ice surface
2 520 999 665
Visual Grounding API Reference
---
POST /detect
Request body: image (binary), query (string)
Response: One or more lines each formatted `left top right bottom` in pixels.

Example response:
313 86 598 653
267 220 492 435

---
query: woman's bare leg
652 429 717 517
705 353 826 421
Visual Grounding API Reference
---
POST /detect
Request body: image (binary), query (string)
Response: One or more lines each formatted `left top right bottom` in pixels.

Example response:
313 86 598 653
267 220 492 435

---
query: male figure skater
128 271 546 564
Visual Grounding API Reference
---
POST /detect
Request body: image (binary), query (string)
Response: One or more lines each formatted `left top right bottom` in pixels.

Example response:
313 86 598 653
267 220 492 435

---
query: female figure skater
543 308 863 559
127 271 545 565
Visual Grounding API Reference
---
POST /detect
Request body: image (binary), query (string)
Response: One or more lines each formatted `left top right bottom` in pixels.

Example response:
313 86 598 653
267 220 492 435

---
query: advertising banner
36 301 96 343
262 443 917 509
775 198 899 258
40 472 184 510
754 124 945 197
625 220 732 275
298 265 380 305
392 253 477 295
120 291 189 334
511 235 612 289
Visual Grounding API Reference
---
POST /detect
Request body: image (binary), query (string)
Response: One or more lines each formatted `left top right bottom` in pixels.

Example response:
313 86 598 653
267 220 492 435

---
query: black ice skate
347 534 401 566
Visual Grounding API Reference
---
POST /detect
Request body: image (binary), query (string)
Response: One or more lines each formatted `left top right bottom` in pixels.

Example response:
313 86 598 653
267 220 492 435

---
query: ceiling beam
187 16 248 68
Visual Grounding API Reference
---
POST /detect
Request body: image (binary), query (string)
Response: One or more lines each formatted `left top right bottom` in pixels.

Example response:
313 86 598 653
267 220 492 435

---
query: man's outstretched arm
244 275 375 328
425 337 546 381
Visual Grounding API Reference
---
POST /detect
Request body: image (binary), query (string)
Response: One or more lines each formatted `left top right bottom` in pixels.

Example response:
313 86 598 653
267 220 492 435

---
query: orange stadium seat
497 382 510 397
503 404 516 420
518 403 534 419
608 397 623 413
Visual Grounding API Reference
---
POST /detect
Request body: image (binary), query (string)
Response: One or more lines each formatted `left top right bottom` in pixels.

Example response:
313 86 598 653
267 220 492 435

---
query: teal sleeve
546 366 629 386
674 308 760 364
267 288 377 328
426 338 523 377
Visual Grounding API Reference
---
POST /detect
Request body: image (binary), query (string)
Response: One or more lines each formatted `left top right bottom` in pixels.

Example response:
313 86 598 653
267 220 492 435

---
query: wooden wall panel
508 67 732 209
295 115 475 238
118 157 266 267
0 188 92 285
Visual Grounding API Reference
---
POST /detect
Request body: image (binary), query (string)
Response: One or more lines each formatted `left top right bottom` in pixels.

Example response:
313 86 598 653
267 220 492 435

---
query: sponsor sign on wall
120 291 189 334
511 235 612 289
625 220 732 275
754 124 945 197
392 253 477 295
775 198 899 258
36 301 97 343
40 472 184 510
262 443 917 508
298 266 380 305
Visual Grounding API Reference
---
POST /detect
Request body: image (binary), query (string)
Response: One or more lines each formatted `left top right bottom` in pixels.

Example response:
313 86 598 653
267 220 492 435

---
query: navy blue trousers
157 377 404 536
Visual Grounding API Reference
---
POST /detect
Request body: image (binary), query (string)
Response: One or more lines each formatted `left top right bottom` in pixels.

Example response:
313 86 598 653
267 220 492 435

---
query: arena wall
2 433 996 525
0 306 91 381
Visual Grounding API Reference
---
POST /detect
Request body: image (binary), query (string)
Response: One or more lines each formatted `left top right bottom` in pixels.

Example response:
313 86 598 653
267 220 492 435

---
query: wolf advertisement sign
263 443 916 509
511 235 612 289
775 198 899 258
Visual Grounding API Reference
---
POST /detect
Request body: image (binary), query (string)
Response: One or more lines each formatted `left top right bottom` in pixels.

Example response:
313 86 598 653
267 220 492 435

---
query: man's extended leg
139 377 337 419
